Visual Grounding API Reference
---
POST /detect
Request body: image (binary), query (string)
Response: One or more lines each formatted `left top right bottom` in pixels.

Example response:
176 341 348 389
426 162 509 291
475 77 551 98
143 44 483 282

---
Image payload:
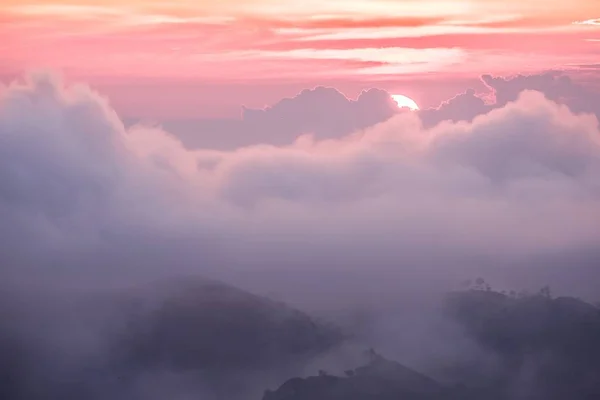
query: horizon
2 0 599 117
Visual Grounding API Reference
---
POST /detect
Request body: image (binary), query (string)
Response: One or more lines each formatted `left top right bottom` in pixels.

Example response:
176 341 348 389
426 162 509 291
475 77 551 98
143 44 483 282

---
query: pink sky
2 0 599 117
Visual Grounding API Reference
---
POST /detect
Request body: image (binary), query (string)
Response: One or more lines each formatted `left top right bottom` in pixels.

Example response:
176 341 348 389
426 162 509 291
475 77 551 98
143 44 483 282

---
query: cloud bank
143 86 400 150
1 72 600 299
146 71 600 151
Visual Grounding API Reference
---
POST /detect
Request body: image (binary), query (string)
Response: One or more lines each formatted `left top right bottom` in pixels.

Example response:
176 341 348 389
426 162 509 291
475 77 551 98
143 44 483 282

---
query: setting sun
391 94 420 110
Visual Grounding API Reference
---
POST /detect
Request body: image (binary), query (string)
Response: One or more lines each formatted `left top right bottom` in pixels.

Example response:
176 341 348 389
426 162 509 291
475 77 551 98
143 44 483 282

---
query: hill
260 287 600 400
113 278 343 371
0 277 344 400
443 288 600 400
262 351 451 400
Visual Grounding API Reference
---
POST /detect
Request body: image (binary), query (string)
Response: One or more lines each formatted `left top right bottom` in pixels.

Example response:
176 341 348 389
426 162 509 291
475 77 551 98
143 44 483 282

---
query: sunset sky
3 5 600 393
2 0 599 116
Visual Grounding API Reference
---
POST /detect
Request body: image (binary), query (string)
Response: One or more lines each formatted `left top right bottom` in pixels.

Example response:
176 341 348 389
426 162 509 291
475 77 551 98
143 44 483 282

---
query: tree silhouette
475 277 485 290
539 286 552 298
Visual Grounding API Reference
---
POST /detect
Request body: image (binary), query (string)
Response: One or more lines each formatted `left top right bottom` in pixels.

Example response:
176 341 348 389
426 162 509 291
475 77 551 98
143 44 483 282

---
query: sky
2 0 599 117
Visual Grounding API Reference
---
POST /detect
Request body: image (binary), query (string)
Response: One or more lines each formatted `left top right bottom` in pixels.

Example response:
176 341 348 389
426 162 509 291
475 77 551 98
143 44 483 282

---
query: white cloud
255 47 464 66
573 18 600 26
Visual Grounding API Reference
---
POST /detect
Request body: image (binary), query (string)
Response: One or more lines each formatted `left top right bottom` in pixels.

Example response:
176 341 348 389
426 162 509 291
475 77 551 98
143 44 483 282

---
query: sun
391 94 419 111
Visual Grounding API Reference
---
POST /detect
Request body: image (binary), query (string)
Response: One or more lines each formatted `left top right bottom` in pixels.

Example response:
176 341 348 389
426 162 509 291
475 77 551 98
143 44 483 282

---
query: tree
460 279 472 289
474 277 486 290
539 286 552 299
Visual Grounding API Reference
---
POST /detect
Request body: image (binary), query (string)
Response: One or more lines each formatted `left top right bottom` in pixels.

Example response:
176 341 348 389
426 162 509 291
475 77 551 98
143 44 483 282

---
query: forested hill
263 287 600 400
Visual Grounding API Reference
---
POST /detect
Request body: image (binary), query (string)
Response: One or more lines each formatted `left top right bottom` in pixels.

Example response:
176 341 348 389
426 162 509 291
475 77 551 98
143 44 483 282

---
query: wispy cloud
566 63 600 69
573 18 600 25
256 15 446 29
225 0 474 18
1 1 599 82
252 47 464 64
244 47 466 75
274 24 576 42
6 4 124 17
5 4 233 27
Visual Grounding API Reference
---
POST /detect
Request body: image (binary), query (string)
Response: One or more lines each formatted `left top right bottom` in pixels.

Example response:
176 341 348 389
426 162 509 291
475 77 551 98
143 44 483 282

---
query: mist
1 72 600 399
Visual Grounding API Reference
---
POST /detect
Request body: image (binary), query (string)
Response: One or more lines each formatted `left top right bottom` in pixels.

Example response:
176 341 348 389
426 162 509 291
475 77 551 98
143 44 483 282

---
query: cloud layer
3 0 599 82
146 71 600 151
1 72 600 300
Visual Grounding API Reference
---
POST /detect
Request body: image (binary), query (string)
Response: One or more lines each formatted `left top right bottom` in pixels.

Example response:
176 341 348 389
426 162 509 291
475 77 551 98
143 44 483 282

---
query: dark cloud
571 63 600 70
419 71 600 129
481 72 600 118
418 88 491 127
141 86 399 150
137 72 600 151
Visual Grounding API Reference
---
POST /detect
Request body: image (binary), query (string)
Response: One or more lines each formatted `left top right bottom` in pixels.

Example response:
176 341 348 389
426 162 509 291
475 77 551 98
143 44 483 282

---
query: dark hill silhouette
262 352 450 400
105 278 345 400
114 278 343 371
443 288 600 400
126 86 400 150
260 287 600 400
3 277 600 400
0 277 344 400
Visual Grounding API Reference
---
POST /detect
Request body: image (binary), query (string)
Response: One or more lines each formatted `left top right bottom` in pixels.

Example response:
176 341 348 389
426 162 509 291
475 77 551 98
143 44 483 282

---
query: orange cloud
1 0 599 82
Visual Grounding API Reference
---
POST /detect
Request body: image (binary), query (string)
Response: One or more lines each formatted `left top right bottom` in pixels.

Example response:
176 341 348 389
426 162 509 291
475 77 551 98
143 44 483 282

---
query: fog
1 72 600 399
